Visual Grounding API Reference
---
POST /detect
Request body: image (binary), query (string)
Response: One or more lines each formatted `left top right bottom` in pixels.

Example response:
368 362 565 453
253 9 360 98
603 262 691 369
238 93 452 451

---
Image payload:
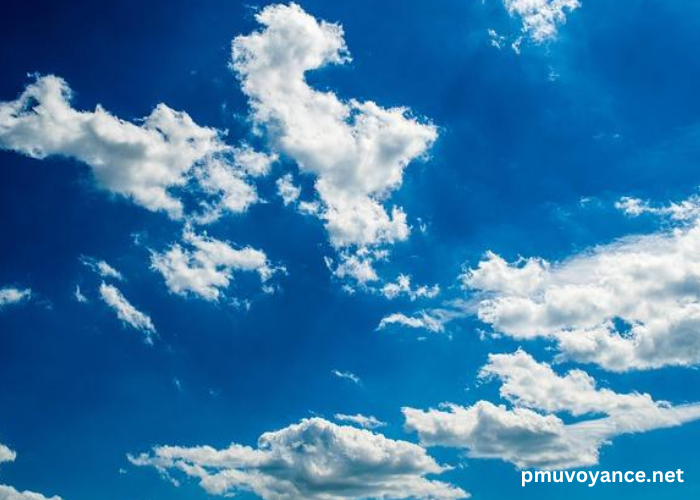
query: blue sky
1 1 700 499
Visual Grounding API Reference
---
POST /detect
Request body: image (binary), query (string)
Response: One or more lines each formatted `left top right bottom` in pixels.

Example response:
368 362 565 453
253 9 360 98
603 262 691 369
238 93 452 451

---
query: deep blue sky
1 1 700 499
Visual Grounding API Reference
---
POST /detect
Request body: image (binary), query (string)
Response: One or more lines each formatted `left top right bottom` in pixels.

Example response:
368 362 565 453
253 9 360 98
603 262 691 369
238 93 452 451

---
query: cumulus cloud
327 251 381 285
503 0 580 43
0 75 268 221
276 173 301 206
0 485 62 500
0 442 62 500
194 145 277 223
231 3 437 282
0 444 15 466
463 222 700 371
479 350 661 417
405 401 700 470
151 229 277 301
0 75 222 217
334 413 386 429
129 417 467 500
0 287 31 309
99 283 156 343
404 351 700 470
381 275 440 301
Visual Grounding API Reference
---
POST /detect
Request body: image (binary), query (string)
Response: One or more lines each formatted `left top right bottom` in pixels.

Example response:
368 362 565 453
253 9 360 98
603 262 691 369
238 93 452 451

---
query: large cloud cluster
464 222 700 371
0 75 272 221
130 417 467 500
232 3 437 282
404 351 700 469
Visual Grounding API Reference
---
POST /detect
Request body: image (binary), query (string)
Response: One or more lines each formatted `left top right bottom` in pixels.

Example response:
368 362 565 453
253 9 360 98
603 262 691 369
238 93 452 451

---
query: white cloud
503 0 580 43
382 275 440 301
0 75 227 218
0 485 62 500
0 442 62 500
616 195 700 221
464 222 700 371
151 229 276 301
276 173 301 206
332 369 362 385
327 251 440 297
194 145 277 224
405 400 700 470
193 159 258 222
377 312 446 333
0 443 16 465
0 287 31 309
231 3 437 282
74 285 88 303
487 29 507 50
129 417 467 500
479 350 661 417
0 75 269 222
377 301 472 334
404 351 700 470
81 257 123 280
99 283 156 344
327 251 380 285
231 144 278 177
334 413 386 429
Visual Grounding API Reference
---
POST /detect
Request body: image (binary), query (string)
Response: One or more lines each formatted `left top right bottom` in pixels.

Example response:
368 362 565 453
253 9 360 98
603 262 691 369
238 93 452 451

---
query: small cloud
381 275 439 301
81 256 124 281
99 283 156 344
331 369 362 385
276 173 301 206
334 413 386 429
0 286 31 309
74 284 88 303
503 0 581 44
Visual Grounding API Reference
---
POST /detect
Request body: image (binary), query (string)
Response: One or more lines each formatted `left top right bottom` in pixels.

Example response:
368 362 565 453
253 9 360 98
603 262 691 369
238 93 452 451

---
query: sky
1 1 700 499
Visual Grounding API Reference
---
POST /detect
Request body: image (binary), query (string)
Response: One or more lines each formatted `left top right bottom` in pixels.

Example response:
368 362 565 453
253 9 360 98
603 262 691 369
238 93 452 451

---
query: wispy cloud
99 283 156 344
331 369 362 385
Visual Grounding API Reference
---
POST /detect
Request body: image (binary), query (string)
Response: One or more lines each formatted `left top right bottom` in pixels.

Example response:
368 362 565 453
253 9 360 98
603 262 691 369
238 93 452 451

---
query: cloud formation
0 75 268 221
0 441 62 500
504 0 580 43
404 351 700 470
0 444 15 466
0 485 62 500
0 287 31 309
99 283 156 343
463 222 700 371
334 413 387 429
81 257 123 281
616 195 700 222
232 3 437 282
151 229 276 301
480 350 662 417
377 312 446 333
381 275 440 301
276 173 302 206
129 417 467 500
332 369 362 385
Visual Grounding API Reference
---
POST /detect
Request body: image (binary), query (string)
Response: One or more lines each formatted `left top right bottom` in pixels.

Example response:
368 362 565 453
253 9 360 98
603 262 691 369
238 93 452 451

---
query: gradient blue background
1 1 700 499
